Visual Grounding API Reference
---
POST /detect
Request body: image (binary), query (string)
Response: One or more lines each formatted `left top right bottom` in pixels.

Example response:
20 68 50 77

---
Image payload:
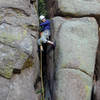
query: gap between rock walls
34 0 55 100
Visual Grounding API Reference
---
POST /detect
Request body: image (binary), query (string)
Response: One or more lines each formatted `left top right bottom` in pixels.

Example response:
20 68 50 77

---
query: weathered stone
94 80 100 100
0 0 32 15
0 7 38 27
0 22 38 78
0 0 39 100
0 48 39 99
48 0 100 16
0 23 36 54
52 17 98 100
0 77 10 100
0 43 29 78
0 0 39 79
53 17 98 76
55 69 92 100
7 67 38 100
95 29 100 80
46 0 58 17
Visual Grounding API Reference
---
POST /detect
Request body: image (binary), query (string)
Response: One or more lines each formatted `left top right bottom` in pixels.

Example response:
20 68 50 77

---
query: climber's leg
37 33 47 45
47 40 56 48
38 38 42 46
47 40 54 45
38 30 56 52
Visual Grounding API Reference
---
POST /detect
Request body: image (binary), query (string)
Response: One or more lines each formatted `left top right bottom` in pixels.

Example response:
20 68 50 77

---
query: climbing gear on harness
40 15 45 20
40 46 45 100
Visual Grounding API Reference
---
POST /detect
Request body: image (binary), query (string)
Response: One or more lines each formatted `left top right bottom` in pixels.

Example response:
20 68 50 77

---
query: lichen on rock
0 0 39 100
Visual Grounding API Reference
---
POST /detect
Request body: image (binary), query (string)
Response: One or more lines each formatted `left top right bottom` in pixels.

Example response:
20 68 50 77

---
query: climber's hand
40 45 43 51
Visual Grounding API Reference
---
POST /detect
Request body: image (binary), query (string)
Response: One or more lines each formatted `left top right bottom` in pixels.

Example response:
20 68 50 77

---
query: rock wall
0 0 39 100
46 0 100 100
0 0 100 100
47 0 100 17
52 17 98 100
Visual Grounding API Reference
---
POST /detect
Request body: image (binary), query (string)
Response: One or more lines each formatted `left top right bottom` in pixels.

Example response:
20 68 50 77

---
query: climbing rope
40 46 45 100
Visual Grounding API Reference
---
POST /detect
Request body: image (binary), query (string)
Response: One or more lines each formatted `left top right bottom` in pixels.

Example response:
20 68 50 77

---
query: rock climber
38 15 56 51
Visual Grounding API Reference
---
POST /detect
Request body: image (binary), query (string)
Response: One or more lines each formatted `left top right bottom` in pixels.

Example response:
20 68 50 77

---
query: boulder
7 67 38 100
0 0 39 100
0 43 27 78
0 0 39 79
52 17 98 100
48 0 100 16
55 69 92 100
0 6 38 27
0 0 31 15
53 17 98 76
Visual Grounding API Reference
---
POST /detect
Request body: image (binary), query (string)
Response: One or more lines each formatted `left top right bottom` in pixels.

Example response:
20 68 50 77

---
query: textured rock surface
47 0 100 17
95 29 100 80
95 30 100 100
0 0 39 100
52 17 98 100
7 68 38 100
0 0 38 78
55 69 92 100
46 0 58 17
94 80 100 100
53 17 98 76
0 0 32 15
0 77 10 100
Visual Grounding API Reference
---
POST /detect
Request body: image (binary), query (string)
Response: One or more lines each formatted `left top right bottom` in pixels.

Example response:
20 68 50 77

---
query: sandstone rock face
0 0 39 100
52 17 98 100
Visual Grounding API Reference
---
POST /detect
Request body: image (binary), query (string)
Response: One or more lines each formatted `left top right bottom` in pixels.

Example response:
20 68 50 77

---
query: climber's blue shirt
40 19 50 31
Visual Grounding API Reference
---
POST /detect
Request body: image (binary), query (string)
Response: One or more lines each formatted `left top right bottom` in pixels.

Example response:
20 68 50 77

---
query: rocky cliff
0 0 100 100
46 0 100 100
0 0 39 100
52 17 98 100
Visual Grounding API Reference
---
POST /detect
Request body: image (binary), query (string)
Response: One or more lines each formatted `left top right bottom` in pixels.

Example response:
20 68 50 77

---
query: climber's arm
40 20 50 26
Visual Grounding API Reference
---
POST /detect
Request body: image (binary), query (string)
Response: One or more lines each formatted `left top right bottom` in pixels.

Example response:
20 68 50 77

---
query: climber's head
39 15 46 22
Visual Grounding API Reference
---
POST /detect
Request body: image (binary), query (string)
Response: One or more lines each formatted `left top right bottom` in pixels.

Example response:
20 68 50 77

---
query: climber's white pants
38 30 50 45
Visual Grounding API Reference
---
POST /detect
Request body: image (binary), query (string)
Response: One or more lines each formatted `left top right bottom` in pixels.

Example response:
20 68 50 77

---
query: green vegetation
38 0 48 32
38 0 47 17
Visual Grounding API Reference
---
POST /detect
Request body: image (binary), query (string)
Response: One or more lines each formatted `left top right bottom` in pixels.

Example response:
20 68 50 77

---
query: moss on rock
0 65 13 79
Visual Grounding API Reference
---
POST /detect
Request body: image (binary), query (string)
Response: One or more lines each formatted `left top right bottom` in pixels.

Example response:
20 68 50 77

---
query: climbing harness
40 46 45 100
